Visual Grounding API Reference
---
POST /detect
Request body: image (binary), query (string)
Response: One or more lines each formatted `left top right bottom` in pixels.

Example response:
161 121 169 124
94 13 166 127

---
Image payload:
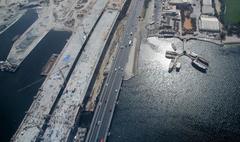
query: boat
198 56 209 66
165 51 178 59
171 43 177 51
189 51 198 58
192 57 208 71
165 54 176 59
176 62 181 72
168 59 175 72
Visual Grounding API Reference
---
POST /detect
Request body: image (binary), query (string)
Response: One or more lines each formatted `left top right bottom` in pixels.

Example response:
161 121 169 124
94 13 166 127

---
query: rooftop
169 0 192 4
202 5 214 15
199 15 220 32
202 0 212 6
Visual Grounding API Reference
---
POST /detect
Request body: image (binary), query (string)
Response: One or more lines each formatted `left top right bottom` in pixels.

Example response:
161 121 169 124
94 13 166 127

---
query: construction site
0 0 133 141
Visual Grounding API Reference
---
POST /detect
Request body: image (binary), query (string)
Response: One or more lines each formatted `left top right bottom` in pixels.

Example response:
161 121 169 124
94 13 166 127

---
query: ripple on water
109 40 240 142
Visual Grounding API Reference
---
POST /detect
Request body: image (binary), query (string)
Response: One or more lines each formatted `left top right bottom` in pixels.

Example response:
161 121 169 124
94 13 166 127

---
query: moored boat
168 59 175 72
192 57 208 71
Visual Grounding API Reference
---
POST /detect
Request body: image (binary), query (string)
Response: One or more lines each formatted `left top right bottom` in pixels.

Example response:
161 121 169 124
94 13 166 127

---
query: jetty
165 39 209 72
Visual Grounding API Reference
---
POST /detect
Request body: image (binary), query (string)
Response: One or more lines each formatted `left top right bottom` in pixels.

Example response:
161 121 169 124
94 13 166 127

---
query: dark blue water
0 30 71 141
0 9 38 60
109 41 240 142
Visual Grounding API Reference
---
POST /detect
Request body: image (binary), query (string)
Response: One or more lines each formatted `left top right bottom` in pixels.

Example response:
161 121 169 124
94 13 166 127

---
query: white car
128 40 132 46
97 121 102 125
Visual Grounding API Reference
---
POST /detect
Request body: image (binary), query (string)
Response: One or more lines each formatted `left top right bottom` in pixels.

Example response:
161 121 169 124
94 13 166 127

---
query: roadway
85 0 144 141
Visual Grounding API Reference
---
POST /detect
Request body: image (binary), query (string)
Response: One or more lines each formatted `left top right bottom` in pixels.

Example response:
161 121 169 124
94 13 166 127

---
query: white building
0 0 6 6
202 0 212 6
202 5 214 15
199 15 220 32
201 0 214 15
169 0 192 5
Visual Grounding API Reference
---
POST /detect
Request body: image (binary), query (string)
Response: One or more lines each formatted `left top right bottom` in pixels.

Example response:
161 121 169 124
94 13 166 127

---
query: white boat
168 59 175 72
192 57 208 71
176 62 181 72
165 51 178 59
171 43 177 51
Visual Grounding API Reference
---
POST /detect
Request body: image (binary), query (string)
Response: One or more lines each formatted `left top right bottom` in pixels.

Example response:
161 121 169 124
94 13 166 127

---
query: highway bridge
85 0 145 141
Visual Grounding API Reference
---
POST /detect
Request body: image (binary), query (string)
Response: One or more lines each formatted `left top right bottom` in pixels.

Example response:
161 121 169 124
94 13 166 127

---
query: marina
165 39 209 72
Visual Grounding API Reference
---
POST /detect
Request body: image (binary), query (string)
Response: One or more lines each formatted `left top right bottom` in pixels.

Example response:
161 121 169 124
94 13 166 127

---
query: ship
165 51 178 59
189 51 198 58
192 57 208 71
198 56 209 66
176 62 181 72
168 59 175 72
171 43 177 51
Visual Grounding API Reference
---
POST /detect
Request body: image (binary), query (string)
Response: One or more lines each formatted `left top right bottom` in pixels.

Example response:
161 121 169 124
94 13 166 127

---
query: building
169 0 192 5
201 0 214 15
202 5 214 15
202 0 212 5
199 15 220 32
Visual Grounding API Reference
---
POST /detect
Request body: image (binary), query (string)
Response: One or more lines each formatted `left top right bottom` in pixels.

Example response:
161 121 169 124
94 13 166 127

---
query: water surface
109 41 240 142
0 30 71 142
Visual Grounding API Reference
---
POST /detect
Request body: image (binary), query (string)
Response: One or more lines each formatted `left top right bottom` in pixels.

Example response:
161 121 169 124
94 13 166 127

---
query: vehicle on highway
128 40 132 46
100 138 104 142
97 121 102 125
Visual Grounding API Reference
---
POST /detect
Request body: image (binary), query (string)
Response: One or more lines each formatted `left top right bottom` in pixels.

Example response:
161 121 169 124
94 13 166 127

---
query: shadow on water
0 30 71 142
0 9 38 60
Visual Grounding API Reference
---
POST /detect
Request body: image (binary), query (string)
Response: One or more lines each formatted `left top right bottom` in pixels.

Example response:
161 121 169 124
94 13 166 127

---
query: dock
11 0 110 141
42 8 120 142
